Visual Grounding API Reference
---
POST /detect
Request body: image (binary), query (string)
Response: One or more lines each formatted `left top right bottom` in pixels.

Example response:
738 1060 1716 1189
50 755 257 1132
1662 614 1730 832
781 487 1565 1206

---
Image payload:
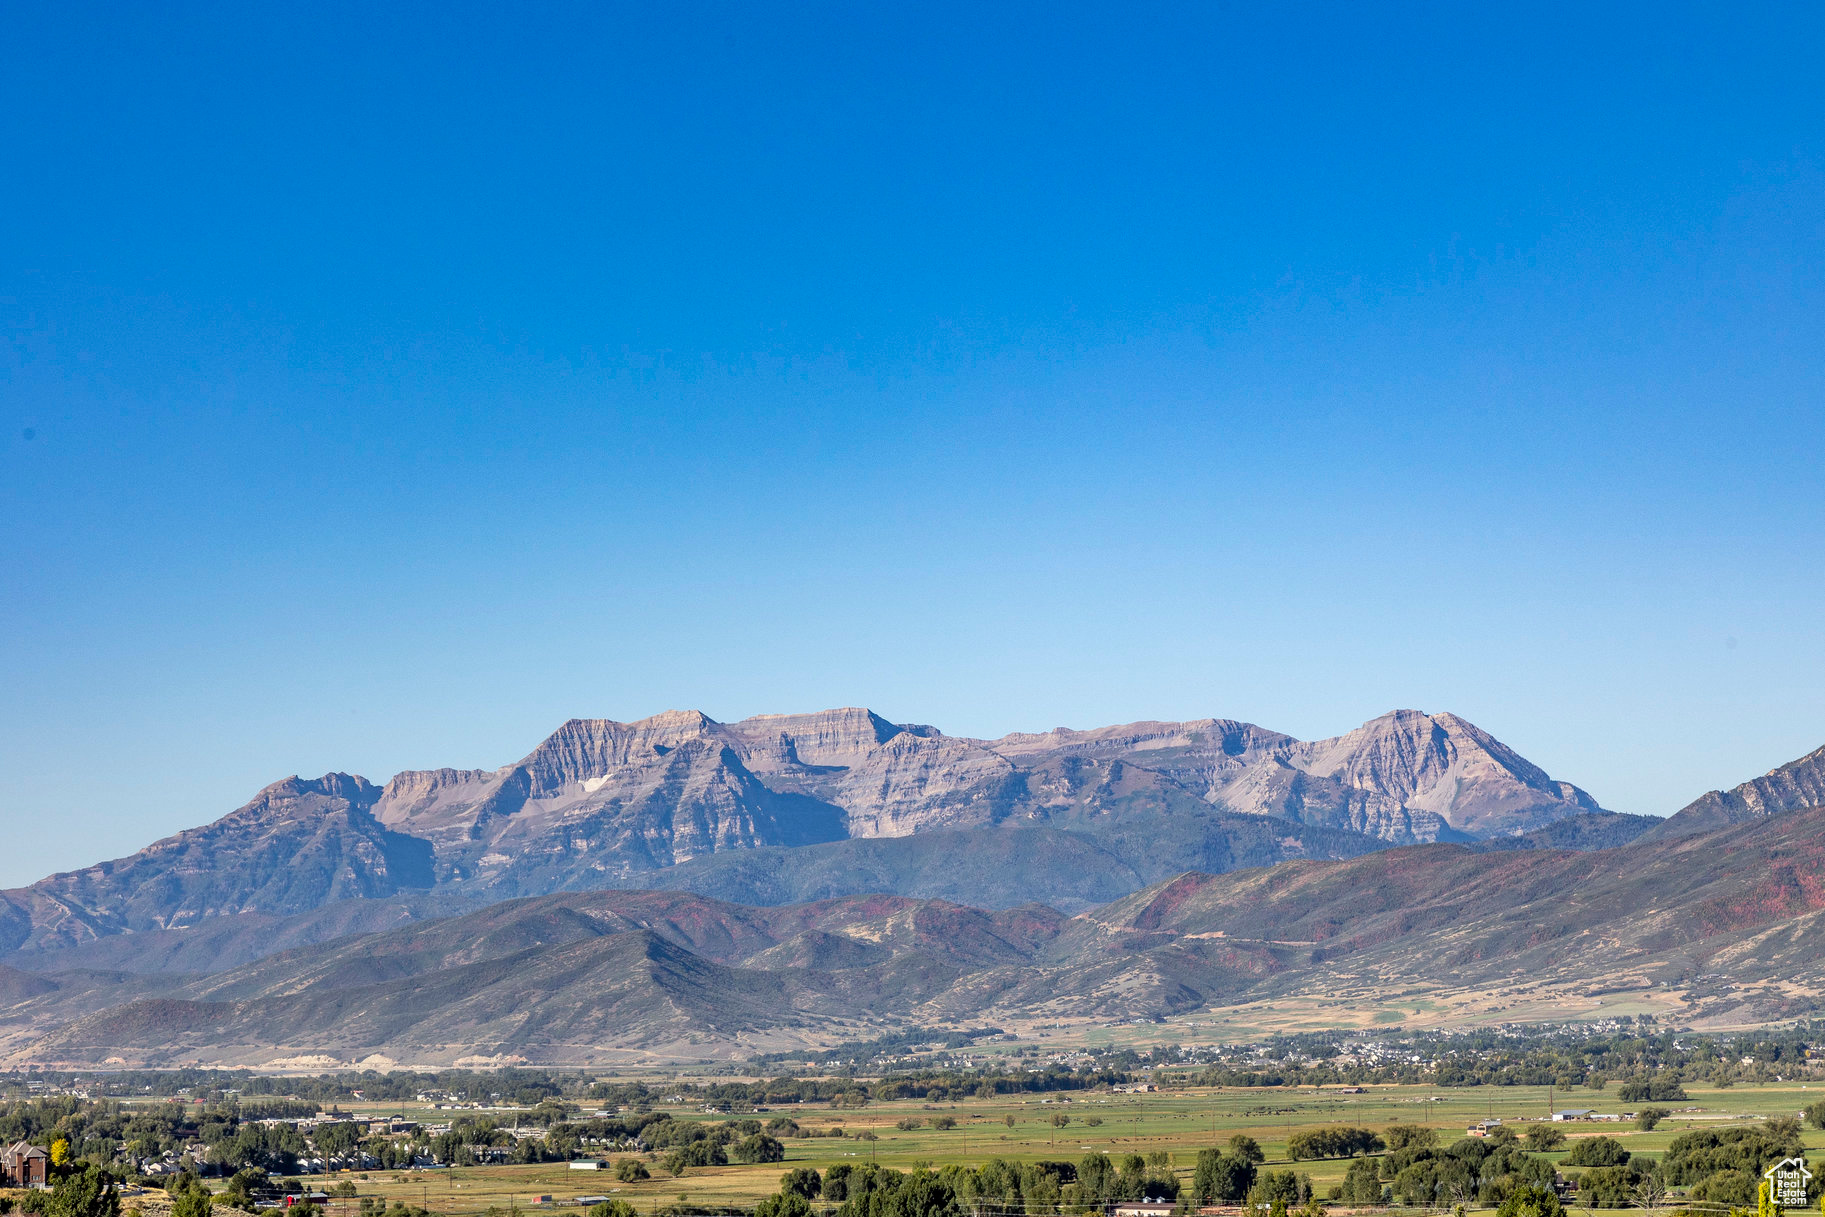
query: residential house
1 1142 50 1189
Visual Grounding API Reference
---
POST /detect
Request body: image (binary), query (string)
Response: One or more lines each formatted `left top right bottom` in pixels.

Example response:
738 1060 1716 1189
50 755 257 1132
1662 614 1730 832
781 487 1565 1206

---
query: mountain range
4 706 1824 1067
0 707 1610 958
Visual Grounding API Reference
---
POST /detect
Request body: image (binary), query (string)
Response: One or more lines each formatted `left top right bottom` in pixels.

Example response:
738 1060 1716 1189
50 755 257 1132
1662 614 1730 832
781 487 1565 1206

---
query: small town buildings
1110 1202 1176 1217
1 1142 50 1189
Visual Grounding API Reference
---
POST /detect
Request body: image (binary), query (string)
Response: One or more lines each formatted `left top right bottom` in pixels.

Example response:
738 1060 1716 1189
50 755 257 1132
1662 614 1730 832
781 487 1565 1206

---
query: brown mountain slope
10 808 1825 1066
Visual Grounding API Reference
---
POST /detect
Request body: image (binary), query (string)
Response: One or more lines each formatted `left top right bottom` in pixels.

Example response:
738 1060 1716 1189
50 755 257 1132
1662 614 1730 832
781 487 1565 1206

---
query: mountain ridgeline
0 707 1618 960
4 711 1825 1067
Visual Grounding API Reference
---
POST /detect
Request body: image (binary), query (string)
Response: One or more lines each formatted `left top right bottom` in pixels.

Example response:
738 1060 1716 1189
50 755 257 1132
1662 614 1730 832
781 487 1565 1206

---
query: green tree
49 1166 120 1217
732 1133 785 1164
780 1168 822 1199
754 1194 812 1217
1576 1165 1643 1207
1338 1157 1384 1205
585 1202 637 1217
1495 1182 1565 1217
1565 1137 1630 1168
1193 1150 1256 1204
1386 1125 1437 1152
1287 1127 1384 1161
1247 1170 1311 1211
1523 1126 1566 1151
1803 1101 1825 1132
614 1158 649 1183
171 1188 212 1217
221 1168 267 1208
1229 1134 1265 1164
1636 1108 1670 1132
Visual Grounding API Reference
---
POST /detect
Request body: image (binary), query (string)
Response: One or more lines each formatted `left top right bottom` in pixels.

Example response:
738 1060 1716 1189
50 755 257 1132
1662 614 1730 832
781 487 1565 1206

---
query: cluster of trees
0 1097 227 1176
1659 1118 1804 1207
1286 1126 1386 1160
1305 1122 1566 1208
1184 1022 1825 1091
748 1152 1180 1217
4 1165 123 1217
751 1028 1005 1068
10 1019 1825 1107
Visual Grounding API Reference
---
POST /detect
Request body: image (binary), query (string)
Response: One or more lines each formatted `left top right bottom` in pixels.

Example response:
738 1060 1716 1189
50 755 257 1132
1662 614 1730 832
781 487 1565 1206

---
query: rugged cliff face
983 709 1603 838
1646 743 1825 839
0 775 434 953
0 705 1616 958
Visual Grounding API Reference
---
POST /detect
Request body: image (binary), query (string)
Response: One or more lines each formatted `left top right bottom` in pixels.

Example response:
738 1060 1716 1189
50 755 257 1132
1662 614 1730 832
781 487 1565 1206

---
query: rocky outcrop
987 709 1597 840
1647 743 1825 839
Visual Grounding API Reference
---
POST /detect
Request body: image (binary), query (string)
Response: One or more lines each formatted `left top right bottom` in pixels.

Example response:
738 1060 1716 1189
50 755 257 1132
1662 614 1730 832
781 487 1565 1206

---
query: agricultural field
299 1082 1825 1216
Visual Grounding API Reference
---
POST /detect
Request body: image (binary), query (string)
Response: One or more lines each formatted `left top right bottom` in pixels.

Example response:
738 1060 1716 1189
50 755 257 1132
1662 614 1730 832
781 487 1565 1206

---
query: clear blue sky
4 2 1823 888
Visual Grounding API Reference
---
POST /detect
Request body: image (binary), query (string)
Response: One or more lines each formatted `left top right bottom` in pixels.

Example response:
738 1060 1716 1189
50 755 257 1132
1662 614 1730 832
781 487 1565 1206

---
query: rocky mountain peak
1284 710 1601 835
726 707 902 768
1649 740 1825 839
518 711 722 796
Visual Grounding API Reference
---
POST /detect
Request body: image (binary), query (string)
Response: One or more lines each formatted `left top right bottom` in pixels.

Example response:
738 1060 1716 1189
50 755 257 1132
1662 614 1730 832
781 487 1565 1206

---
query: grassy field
292 1082 1825 1216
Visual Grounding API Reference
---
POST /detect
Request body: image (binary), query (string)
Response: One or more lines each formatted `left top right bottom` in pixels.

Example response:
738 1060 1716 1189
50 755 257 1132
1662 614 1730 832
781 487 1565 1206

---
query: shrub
896 1118 923 1132
615 1158 649 1183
